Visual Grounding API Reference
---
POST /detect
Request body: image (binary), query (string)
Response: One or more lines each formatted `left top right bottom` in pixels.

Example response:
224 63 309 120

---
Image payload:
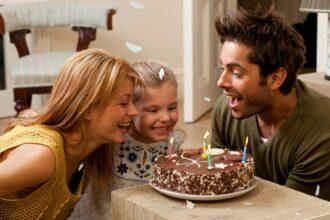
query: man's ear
268 67 287 90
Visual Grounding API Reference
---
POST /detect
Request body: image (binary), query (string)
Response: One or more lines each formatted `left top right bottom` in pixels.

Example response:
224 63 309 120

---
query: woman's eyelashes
119 97 131 107
118 94 132 107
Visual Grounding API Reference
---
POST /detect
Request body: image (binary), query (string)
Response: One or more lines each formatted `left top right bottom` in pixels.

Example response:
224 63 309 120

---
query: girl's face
87 79 138 144
132 82 178 143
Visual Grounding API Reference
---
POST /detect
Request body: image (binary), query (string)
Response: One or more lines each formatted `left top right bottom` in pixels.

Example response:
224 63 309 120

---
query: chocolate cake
150 148 254 195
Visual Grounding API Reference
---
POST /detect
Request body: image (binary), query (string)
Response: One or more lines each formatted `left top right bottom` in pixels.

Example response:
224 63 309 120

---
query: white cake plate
149 178 257 201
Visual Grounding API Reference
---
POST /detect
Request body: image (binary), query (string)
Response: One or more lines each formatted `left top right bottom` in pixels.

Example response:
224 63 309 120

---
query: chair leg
14 88 32 115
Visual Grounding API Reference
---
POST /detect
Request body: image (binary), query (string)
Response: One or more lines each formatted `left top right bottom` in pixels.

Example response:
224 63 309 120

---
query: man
211 6 330 201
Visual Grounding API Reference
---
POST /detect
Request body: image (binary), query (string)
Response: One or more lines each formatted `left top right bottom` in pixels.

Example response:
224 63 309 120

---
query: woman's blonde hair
6 48 141 186
132 60 177 103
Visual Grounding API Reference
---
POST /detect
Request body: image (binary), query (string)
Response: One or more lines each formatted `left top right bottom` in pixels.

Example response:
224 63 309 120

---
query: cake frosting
150 148 254 195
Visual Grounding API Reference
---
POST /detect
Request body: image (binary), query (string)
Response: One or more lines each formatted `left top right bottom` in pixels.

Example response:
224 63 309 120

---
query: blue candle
242 136 249 163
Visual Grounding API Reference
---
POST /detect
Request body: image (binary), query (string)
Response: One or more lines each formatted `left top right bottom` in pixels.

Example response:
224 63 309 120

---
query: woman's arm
0 144 56 197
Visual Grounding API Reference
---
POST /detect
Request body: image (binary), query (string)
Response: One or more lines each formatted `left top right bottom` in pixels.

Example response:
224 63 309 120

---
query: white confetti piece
315 184 320 196
186 200 195 209
204 97 211 102
159 68 165 80
215 163 228 169
229 151 240 155
129 1 145 10
165 153 178 158
78 163 84 171
243 201 254 206
125 42 142 53
207 148 225 155
295 212 300 216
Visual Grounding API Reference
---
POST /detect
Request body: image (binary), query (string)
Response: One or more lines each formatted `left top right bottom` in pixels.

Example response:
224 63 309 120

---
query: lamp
300 0 330 80
300 0 330 13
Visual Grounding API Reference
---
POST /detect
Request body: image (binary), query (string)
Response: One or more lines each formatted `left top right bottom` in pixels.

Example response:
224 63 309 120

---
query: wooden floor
0 104 212 148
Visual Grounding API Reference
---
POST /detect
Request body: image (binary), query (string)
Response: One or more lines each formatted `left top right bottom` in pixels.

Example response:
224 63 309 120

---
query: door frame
183 0 237 123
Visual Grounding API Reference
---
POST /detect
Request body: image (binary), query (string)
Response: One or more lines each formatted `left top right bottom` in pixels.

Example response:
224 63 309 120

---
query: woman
0 48 141 219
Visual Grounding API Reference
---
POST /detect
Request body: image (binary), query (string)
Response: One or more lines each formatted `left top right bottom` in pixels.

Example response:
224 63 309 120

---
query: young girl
0 48 141 219
69 61 184 219
112 60 184 182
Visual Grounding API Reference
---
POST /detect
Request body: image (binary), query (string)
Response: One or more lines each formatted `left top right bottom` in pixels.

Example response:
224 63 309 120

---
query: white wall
48 0 184 97
276 0 307 25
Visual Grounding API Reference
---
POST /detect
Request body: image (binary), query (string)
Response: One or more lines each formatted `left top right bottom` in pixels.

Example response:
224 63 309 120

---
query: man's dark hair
215 6 306 94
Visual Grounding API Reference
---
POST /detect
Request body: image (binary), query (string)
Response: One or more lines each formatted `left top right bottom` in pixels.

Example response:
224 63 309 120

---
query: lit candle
207 144 213 169
167 137 174 160
202 131 210 159
242 136 249 163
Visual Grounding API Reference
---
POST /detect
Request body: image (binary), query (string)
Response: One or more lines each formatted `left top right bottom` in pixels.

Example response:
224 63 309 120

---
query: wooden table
111 177 330 220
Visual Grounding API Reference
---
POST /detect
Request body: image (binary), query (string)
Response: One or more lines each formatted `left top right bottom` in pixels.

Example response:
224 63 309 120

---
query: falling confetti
78 163 84 171
129 1 145 10
204 97 211 102
243 201 254 206
159 68 165 80
125 42 142 53
295 212 301 216
186 200 195 209
315 184 320 196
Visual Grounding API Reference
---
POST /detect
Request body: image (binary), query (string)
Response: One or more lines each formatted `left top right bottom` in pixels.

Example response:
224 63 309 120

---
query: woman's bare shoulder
0 144 56 196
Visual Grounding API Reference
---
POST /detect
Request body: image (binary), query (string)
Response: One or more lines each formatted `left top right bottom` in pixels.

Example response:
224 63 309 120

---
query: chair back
0 0 115 33
0 0 116 114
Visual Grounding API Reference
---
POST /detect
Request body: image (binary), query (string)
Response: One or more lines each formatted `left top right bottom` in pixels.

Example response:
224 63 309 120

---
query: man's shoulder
296 81 330 131
297 80 330 107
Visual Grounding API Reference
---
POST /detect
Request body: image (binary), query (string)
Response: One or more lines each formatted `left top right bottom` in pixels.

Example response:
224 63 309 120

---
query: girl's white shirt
69 130 184 219
112 130 184 181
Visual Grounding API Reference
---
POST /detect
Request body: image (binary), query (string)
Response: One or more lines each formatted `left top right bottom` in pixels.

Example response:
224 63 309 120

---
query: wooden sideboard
298 72 330 98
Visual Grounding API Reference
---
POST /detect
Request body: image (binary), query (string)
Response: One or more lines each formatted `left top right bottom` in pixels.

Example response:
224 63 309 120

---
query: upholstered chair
0 1 116 114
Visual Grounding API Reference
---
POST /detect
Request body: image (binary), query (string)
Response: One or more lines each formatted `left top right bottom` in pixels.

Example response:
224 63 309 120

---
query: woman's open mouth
118 121 131 133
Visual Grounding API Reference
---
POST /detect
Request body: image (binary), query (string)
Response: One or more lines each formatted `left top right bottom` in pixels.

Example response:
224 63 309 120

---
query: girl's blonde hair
6 48 141 186
131 60 185 145
132 60 177 103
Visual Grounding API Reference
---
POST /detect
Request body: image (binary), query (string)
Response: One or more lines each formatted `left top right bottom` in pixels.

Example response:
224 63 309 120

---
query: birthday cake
150 148 254 195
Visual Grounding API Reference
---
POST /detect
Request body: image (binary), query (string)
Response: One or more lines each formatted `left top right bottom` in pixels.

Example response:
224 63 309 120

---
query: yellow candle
202 145 207 158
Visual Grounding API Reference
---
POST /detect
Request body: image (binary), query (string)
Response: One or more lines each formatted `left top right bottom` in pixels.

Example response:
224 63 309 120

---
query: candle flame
244 136 249 148
204 131 210 139
169 137 174 145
